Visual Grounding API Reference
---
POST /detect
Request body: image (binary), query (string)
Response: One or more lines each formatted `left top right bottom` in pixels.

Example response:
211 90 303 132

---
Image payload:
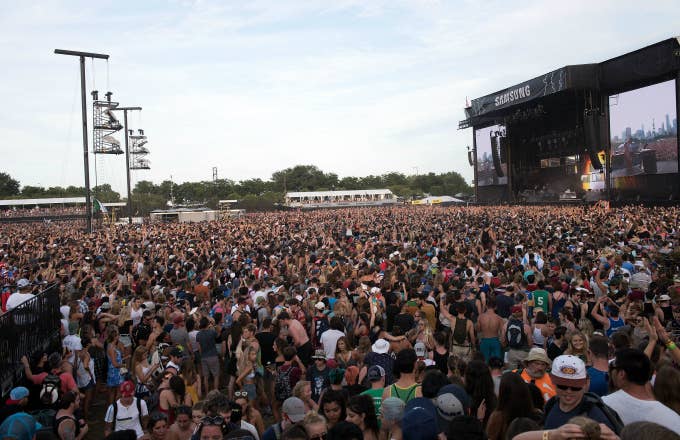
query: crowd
0 204 679 440
0 206 85 218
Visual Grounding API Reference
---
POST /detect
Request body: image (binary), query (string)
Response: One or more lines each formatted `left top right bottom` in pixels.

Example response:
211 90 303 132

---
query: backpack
544 392 624 435
274 365 294 402
506 318 526 349
40 373 62 406
111 397 143 431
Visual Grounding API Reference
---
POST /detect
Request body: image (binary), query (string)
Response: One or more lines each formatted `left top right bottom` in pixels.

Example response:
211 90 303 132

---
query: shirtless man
277 311 312 364
476 297 504 362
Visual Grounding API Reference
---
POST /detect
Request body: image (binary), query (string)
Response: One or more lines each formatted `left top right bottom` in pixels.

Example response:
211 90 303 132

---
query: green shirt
533 290 549 313
361 387 384 426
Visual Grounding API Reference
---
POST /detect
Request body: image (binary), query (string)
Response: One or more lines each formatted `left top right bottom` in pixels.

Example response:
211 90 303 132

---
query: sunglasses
234 391 248 398
201 416 225 426
309 434 327 440
556 384 583 392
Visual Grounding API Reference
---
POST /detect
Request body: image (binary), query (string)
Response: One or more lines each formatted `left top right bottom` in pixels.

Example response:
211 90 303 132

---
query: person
360 365 385 422
543 355 618 431
236 345 259 404
585 335 610 397
159 375 193 425
292 381 318 413
262 397 306 440
360 339 394 386
485 372 539 440
0 387 30 425
653 365 680 416
464 360 497 428
234 391 265 437
564 331 589 364
307 350 331 403
440 300 475 362
505 304 532 369
319 389 346 430
5 278 35 314
196 316 221 393
476 297 504 362
107 327 129 406
327 420 363 440
320 317 345 360
302 411 328 440
54 391 88 440
379 397 404 440
21 353 79 405
603 348 680 434
381 349 422 404
514 347 556 403
0 412 43 440
590 296 625 338
620 421 680 440
169 406 195 440
278 312 312 365
148 413 171 440
346 394 379 440
104 380 150 439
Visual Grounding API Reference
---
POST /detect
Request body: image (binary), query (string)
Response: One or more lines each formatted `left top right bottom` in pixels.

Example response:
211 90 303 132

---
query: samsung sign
494 85 531 107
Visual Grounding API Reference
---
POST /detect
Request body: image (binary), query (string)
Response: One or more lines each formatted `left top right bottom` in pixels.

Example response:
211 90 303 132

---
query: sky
609 79 677 138
1 0 679 196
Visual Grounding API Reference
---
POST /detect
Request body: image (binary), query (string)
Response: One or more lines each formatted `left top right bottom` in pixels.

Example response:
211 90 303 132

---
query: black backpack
544 392 624 435
274 366 294 402
40 373 62 406
506 318 526 349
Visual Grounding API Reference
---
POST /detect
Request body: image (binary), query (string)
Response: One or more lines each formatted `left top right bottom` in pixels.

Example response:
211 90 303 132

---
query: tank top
54 415 81 437
389 383 418 404
452 317 468 345
433 349 449 375
606 317 625 337
532 327 545 348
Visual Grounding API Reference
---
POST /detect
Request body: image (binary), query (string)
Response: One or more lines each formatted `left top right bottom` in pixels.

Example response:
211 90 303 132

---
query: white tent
412 195 466 205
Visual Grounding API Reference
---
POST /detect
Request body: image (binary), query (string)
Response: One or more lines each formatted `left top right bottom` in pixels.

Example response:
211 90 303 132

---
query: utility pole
110 107 142 224
55 49 110 233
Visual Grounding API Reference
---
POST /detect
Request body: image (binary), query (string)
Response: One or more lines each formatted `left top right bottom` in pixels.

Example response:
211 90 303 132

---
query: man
476 296 504 362
311 302 329 350
586 335 610 396
132 310 153 347
21 353 78 402
360 339 395 386
514 347 556 403
262 397 306 440
418 293 437 330
320 317 345 360
170 314 191 354
603 348 680 434
505 304 532 369
382 348 422 404
196 316 220 393
360 366 386 422
277 311 312 365
440 300 475 362
104 380 149 439
591 296 625 337
543 355 618 431
167 347 184 372
531 280 551 315
307 349 331 403
0 387 30 424
5 278 34 312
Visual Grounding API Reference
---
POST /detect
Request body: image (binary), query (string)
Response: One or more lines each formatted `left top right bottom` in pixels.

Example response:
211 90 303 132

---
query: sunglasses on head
234 391 248 398
201 415 225 426
556 384 583 392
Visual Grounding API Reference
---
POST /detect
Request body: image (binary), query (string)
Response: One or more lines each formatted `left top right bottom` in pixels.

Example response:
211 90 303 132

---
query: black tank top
433 350 449 375
452 317 468 345
55 415 81 437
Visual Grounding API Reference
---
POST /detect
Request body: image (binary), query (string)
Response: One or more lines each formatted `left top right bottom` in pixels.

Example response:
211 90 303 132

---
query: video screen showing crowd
0 205 679 440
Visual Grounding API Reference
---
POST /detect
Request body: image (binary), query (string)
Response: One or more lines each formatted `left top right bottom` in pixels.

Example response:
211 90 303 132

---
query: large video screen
609 80 678 178
475 124 507 186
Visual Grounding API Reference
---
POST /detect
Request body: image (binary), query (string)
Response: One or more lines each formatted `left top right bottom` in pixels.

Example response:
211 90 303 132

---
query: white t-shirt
320 329 345 359
602 389 680 434
6 292 35 311
241 420 260 440
105 398 149 439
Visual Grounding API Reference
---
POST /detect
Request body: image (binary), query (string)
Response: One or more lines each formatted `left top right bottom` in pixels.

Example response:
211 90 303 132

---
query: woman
159 375 193 425
531 312 549 349
68 301 84 336
335 337 353 369
303 411 329 440
352 336 372 370
148 413 171 440
74 336 96 420
223 321 243 399
181 358 202 404
293 380 318 412
485 373 540 440
653 365 680 415
234 391 265 437
54 391 88 440
408 319 434 351
346 394 379 440
132 346 159 401
564 332 589 364
106 327 128 406
464 360 497 428
130 297 144 328
236 345 258 404
319 389 347 430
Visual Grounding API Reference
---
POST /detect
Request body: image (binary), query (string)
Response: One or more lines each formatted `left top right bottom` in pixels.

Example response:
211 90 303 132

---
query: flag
93 199 108 214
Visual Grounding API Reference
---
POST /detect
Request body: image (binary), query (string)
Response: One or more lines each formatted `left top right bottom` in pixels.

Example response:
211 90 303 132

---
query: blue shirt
544 399 615 430
587 366 609 397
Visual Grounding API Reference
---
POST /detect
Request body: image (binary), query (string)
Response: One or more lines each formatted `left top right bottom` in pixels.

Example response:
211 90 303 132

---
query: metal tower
91 91 124 154
129 129 151 170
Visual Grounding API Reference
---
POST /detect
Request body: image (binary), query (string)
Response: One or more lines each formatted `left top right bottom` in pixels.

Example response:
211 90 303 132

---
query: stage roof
461 37 680 128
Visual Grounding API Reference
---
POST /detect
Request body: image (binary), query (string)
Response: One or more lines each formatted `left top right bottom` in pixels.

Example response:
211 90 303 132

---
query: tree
0 172 20 197
21 185 47 198
92 184 121 202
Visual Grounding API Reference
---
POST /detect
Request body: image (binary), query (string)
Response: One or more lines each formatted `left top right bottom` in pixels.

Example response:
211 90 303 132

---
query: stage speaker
490 133 504 177
468 149 474 166
584 111 604 170
588 149 603 170
499 136 508 163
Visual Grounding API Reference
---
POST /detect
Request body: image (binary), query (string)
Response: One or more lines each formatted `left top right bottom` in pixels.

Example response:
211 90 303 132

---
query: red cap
120 380 135 397
511 305 522 314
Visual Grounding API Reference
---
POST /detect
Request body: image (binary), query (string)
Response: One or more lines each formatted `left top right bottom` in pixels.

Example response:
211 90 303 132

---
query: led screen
475 124 507 186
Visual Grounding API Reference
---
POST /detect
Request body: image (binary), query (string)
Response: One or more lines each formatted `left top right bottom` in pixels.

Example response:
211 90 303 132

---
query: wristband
667 341 677 351
542 430 550 440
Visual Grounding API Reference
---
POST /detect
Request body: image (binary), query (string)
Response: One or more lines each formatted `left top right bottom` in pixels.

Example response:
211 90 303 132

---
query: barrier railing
0 284 62 396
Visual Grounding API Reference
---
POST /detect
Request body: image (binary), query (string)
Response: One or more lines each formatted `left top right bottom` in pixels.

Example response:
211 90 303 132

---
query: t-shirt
360 387 384 421
104 398 149 439
364 352 395 386
256 331 277 367
586 367 608 397
5 292 35 311
30 372 78 395
196 329 218 358
420 303 437 330
495 294 514 319
320 329 345 359
306 366 331 403
602 390 680 434
544 398 614 430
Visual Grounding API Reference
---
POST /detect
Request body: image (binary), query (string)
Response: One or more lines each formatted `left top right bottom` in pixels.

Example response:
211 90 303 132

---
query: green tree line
0 166 471 214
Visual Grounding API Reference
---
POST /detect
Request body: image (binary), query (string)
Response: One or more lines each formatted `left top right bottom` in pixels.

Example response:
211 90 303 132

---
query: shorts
243 383 257 401
79 379 95 392
201 356 220 378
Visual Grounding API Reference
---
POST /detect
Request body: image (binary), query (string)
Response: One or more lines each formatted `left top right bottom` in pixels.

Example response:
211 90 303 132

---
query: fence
0 283 62 397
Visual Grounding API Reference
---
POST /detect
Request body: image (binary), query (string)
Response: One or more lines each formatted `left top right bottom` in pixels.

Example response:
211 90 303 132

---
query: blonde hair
292 380 310 400
302 411 327 429
565 331 589 358
237 345 258 374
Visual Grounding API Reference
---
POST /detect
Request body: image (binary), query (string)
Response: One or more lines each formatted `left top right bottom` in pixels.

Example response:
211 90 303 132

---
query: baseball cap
371 338 389 354
402 398 440 440
366 365 385 382
120 380 135 397
314 301 326 311
435 384 471 433
282 397 305 423
100 301 111 310
550 355 587 388
312 349 327 360
658 294 671 302
7 387 29 404
169 347 184 358
511 305 522 314
0 412 42 440
16 279 30 289
414 341 427 358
